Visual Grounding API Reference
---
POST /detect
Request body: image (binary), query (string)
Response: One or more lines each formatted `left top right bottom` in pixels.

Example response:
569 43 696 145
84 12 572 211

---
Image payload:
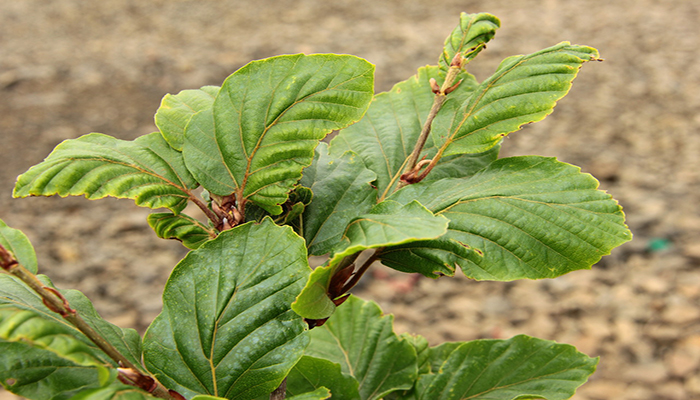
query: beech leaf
147 212 215 249
143 218 311 400
433 43 600 156
0 218 38 274
299 142 377 256
439 12 500 71
155 85 219 151
305 296 417 400
292 200 448 320
331 66 489 198
183 54 374 215
286 356 360 400
13 132 198 214
388 156 632 280
415 335 598 400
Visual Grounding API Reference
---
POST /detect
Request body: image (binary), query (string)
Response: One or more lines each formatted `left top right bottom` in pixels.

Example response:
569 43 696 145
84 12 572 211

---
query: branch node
429 78 440 94
42 286 76 316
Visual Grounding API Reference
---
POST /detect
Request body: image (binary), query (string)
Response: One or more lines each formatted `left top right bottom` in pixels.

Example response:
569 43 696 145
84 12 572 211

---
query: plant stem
397 54 465 190
190 193 221 226
341 248 384 295
270 378 287 400
0 245 179 400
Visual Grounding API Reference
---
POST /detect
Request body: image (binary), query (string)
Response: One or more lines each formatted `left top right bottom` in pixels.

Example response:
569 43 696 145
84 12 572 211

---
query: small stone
682 242 700 260
655 381 687 400
662 302 700 325
620 383 655 400
614 317 640 345
632 275 669 294
666 350 698 377
645 324 681 341
578 379 627 399
665 335 700 377
622 362 669 384
687 374 700 395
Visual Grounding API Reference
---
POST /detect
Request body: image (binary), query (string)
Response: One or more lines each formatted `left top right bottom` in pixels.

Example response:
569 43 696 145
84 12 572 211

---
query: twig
395 53 465 192
0 245 179 400
270 378 287 400
340 248 384 295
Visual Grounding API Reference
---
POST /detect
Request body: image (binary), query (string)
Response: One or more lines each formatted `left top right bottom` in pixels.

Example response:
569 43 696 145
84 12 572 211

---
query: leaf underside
13 132 198 214
147 212 214 249
0 218 38 274
439 12 501 71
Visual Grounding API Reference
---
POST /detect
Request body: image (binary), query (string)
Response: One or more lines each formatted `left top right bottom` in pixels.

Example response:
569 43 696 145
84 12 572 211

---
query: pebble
623 362 669 384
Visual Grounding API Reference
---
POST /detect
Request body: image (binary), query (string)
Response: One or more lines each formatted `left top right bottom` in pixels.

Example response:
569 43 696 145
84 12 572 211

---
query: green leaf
0 305 118 400
286 356 360 400
287 387 332 400
388 156 633 280
13 132 198 214
147 212 215 249
334 200 448 259
414 335 598 400
434 43 600 156
331 66 485 199
192 396 229 400
305 296 417 400
299 142 377 256
379 237 482 279
155 86 219 151
439 12 500 71
292 200 448 320
71 383 157 400
400 333 430 375
183 54 375 215
143 218 311 400
0 274 143 369
0 218 38 274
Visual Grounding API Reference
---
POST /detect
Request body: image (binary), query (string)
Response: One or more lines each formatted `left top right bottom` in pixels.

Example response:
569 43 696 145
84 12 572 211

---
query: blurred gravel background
1 1 699 399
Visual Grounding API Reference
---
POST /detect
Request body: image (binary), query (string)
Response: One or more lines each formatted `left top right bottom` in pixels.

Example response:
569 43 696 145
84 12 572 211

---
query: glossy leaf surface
0 218 37 274
155 85 219 151
434 43 600 156
143 219 310 400
147 212 215 249
292 200 448 319
13 132 198 214
305 296 417 400
389 156 632 280
299 142 377 256
286 356 360 400
415 335 597 400
183 54 374 215
331 66 484 198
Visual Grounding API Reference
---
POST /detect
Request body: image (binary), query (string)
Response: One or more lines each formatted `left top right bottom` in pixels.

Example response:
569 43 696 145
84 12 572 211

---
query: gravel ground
1 1 699 399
